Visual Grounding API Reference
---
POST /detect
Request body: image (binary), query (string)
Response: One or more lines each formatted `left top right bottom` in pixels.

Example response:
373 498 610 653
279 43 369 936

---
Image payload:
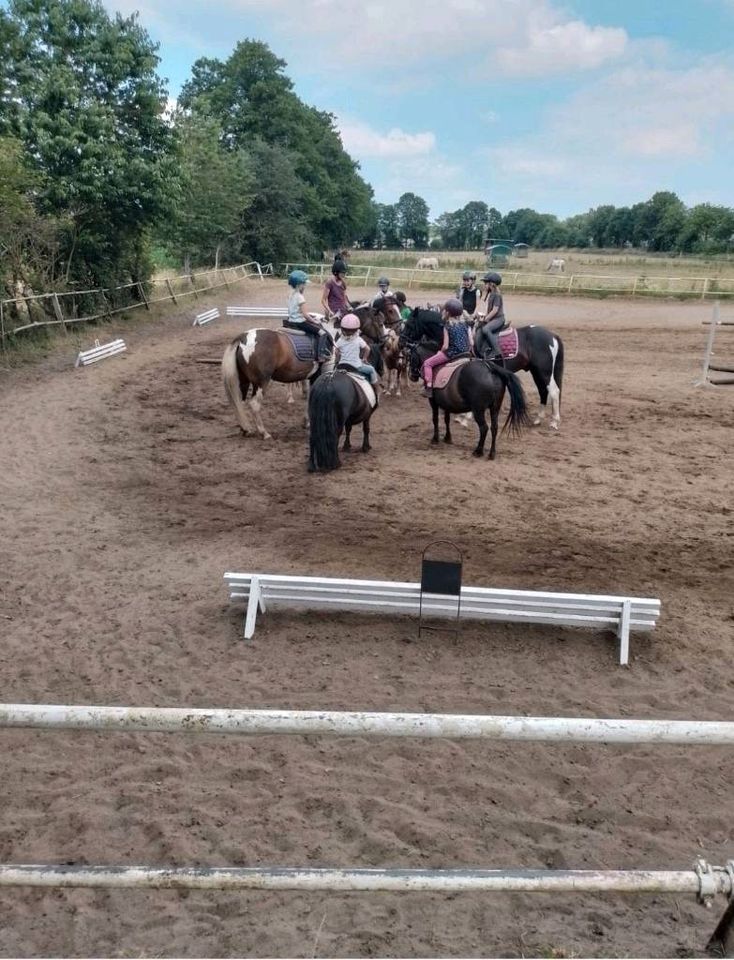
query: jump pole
0 862 731 899
696 301 720 385
2 704 734 745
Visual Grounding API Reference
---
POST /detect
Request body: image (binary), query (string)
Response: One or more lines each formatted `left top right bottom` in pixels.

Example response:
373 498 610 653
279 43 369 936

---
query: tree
376 203 400 248
179 40 374 251
677 204 734 253
0 0 177 288
161 114 252 273
395 192 429 248
631 192 686 251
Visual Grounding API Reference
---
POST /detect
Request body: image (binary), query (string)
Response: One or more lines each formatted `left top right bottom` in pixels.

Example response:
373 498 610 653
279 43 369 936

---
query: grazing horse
473 321 564 430
401 312 530 460
308 371 377 472
222 323 336 440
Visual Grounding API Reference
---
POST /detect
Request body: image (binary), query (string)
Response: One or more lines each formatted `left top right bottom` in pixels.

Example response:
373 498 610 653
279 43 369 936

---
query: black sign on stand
419 540 463 638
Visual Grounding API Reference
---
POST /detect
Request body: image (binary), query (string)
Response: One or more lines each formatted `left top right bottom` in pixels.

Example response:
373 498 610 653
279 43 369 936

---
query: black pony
308 371 377 472
401 311 531 460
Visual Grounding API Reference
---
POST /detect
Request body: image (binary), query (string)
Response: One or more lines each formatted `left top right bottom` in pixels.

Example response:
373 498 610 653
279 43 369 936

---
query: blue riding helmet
288 269 309 287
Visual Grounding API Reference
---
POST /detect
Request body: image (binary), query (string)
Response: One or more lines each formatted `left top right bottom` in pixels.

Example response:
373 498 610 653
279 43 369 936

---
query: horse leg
530 367 549 427
343 423 352 451
248 385 272 441
285 383 295 405
472 407 487 457
431 399 440 444
443 408 452 444
361 417 371 453
487 405 500 460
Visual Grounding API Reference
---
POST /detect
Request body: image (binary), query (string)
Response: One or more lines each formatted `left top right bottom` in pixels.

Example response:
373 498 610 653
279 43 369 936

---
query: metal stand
418 540 463 638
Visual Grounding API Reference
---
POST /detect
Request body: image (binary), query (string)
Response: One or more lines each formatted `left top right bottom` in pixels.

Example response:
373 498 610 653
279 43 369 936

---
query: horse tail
308 375 341 472
369 342 384 377
222 339 251 434
488 364 532 436
553 336 564 408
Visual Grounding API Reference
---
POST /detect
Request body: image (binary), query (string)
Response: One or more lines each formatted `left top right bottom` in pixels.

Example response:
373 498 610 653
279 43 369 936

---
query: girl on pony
286 269 331 361
335 313 380 385
421 298 473 397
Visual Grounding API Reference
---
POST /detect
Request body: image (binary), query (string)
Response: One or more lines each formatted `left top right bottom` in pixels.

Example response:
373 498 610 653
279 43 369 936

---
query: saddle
433 356 472 391
343 371 377 409
278 326 332 363
497 325 519 360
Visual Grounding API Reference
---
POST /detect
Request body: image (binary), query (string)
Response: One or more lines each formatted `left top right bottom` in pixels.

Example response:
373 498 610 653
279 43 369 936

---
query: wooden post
222 270 230 289
165 278 178 304
696 301 720 386
0 299 6 352
189 275 199 299
632 277 638 297
137 282 150 310
51 293 67 334
568 275 574 294
701 278 709 300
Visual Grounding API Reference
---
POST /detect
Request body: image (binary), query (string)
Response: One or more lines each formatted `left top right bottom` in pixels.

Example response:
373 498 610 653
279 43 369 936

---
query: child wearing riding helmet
421 298 473 396
335 314 380 385
457 270 480 318
395 291 411 322
371 276 393 306
478 271 507 364
321 259 351 321
286 270 331 361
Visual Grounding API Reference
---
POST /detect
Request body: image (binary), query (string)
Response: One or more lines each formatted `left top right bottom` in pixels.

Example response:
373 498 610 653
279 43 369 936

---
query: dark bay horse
402 312 530 460
308 371 377 472
474 318 564 430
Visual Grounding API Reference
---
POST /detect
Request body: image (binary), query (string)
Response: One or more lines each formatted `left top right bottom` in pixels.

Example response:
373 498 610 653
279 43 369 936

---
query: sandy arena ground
0 279 732 958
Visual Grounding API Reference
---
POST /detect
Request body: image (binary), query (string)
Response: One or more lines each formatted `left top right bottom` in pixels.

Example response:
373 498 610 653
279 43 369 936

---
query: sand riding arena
0 280 732 958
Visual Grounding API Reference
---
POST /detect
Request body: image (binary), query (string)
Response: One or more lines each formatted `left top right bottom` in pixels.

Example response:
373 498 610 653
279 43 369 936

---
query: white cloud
497 19 627 76
336 117 436 158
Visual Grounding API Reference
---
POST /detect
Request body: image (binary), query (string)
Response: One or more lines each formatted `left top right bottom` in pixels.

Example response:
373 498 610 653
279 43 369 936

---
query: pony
381 328 407 397
473 319 564 430
308 371 377 472
401 311 530 460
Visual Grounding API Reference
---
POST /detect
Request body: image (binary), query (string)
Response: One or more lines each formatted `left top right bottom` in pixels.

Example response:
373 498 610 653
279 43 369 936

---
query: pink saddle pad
498 326 519 360
434 356 471 390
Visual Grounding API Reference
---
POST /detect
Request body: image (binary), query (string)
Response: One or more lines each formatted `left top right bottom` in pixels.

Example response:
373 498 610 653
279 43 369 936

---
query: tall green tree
396 192 429 248
376 203 400 248
0 0 177 288
161 114 253 273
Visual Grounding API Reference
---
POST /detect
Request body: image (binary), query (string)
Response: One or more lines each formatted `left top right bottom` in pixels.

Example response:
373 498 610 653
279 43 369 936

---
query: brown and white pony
381 329 408 397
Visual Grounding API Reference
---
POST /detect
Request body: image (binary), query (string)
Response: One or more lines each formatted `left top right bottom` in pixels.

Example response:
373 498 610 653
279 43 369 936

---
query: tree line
2 0 733 317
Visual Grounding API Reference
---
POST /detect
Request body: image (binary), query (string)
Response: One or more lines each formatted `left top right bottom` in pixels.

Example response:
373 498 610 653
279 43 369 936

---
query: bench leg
244 576 261 640
617 599 631 665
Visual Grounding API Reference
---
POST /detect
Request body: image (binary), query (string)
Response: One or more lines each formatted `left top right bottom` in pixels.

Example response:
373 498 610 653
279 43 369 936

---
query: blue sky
100 0 734 218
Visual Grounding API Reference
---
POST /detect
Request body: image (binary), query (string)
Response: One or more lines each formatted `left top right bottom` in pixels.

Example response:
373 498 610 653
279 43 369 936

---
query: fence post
165 279 178 304
222 270 231 289
0 300 6 351
257 263 263 281
137 283 150 310
632 277 638 297
52 294 67 334
696 301 719 386
568 275 574 294
701 278 709 301
189 275 199 299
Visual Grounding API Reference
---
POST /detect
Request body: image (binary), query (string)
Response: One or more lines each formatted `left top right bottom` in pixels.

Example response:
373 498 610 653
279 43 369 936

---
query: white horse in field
547 258 566 273
416 257 439 270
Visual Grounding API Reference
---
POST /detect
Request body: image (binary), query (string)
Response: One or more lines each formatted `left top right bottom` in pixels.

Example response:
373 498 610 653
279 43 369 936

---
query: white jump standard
224 572 661 665
75 338 126 367
226 306 288 319
193 307 220 326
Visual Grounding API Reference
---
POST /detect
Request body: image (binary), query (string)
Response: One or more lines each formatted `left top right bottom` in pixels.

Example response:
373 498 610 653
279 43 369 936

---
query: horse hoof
472 449 483 458
307 463 316 473
261 433 273 441
430 438 439 445
443 437 452 445
550 423 560 432
488 452 497 461
532 418 542 427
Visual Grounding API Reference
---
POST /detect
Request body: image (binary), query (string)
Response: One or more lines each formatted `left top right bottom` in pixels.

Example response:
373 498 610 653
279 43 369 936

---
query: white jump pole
2 704 734 745
696 300 720 385
0 863 731 899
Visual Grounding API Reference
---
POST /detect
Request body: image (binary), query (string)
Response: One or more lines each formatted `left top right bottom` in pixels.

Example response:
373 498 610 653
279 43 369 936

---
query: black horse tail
308 375 341 472
368 342 384 377
487 363 532 436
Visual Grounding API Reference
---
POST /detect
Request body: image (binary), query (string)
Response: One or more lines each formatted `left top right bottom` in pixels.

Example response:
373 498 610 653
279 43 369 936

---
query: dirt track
0 279 732 958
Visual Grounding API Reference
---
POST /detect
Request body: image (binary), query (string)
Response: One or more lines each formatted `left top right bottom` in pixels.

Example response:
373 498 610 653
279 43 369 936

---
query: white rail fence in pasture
224 571 660 665
284 262 734 300
0 262 273 343
1 701 733 954
697 301 734 386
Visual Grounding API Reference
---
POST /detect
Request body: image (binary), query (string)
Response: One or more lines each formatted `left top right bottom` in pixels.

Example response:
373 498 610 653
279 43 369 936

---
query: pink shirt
324 278 349 315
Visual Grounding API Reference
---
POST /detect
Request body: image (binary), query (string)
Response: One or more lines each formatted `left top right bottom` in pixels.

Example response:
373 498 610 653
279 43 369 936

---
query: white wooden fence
193 307 220 327
696 301 734 386
74 338 127 367
224 572 660 665
285 262 734 299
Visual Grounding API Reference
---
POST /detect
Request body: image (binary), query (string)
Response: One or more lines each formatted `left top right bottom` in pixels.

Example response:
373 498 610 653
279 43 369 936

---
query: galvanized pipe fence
3 702 733 951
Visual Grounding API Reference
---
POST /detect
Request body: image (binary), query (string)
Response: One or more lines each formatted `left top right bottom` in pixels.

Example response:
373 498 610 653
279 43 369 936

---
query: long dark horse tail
308 375 341 472
486 362 533 436
368 342 384 377
553 336 564 409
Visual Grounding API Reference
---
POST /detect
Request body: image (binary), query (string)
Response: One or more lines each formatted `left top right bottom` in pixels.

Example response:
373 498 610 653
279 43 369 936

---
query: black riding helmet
482 271 502 284
332 259 347 276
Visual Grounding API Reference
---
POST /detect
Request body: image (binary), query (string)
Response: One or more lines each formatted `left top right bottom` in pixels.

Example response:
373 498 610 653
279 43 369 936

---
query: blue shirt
446 321 470 359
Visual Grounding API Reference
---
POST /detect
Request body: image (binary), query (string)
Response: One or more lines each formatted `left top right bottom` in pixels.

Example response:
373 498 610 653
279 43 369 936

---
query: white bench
75 338 127 367
193 307 220 327
226 306 288 319
224 572 661 665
